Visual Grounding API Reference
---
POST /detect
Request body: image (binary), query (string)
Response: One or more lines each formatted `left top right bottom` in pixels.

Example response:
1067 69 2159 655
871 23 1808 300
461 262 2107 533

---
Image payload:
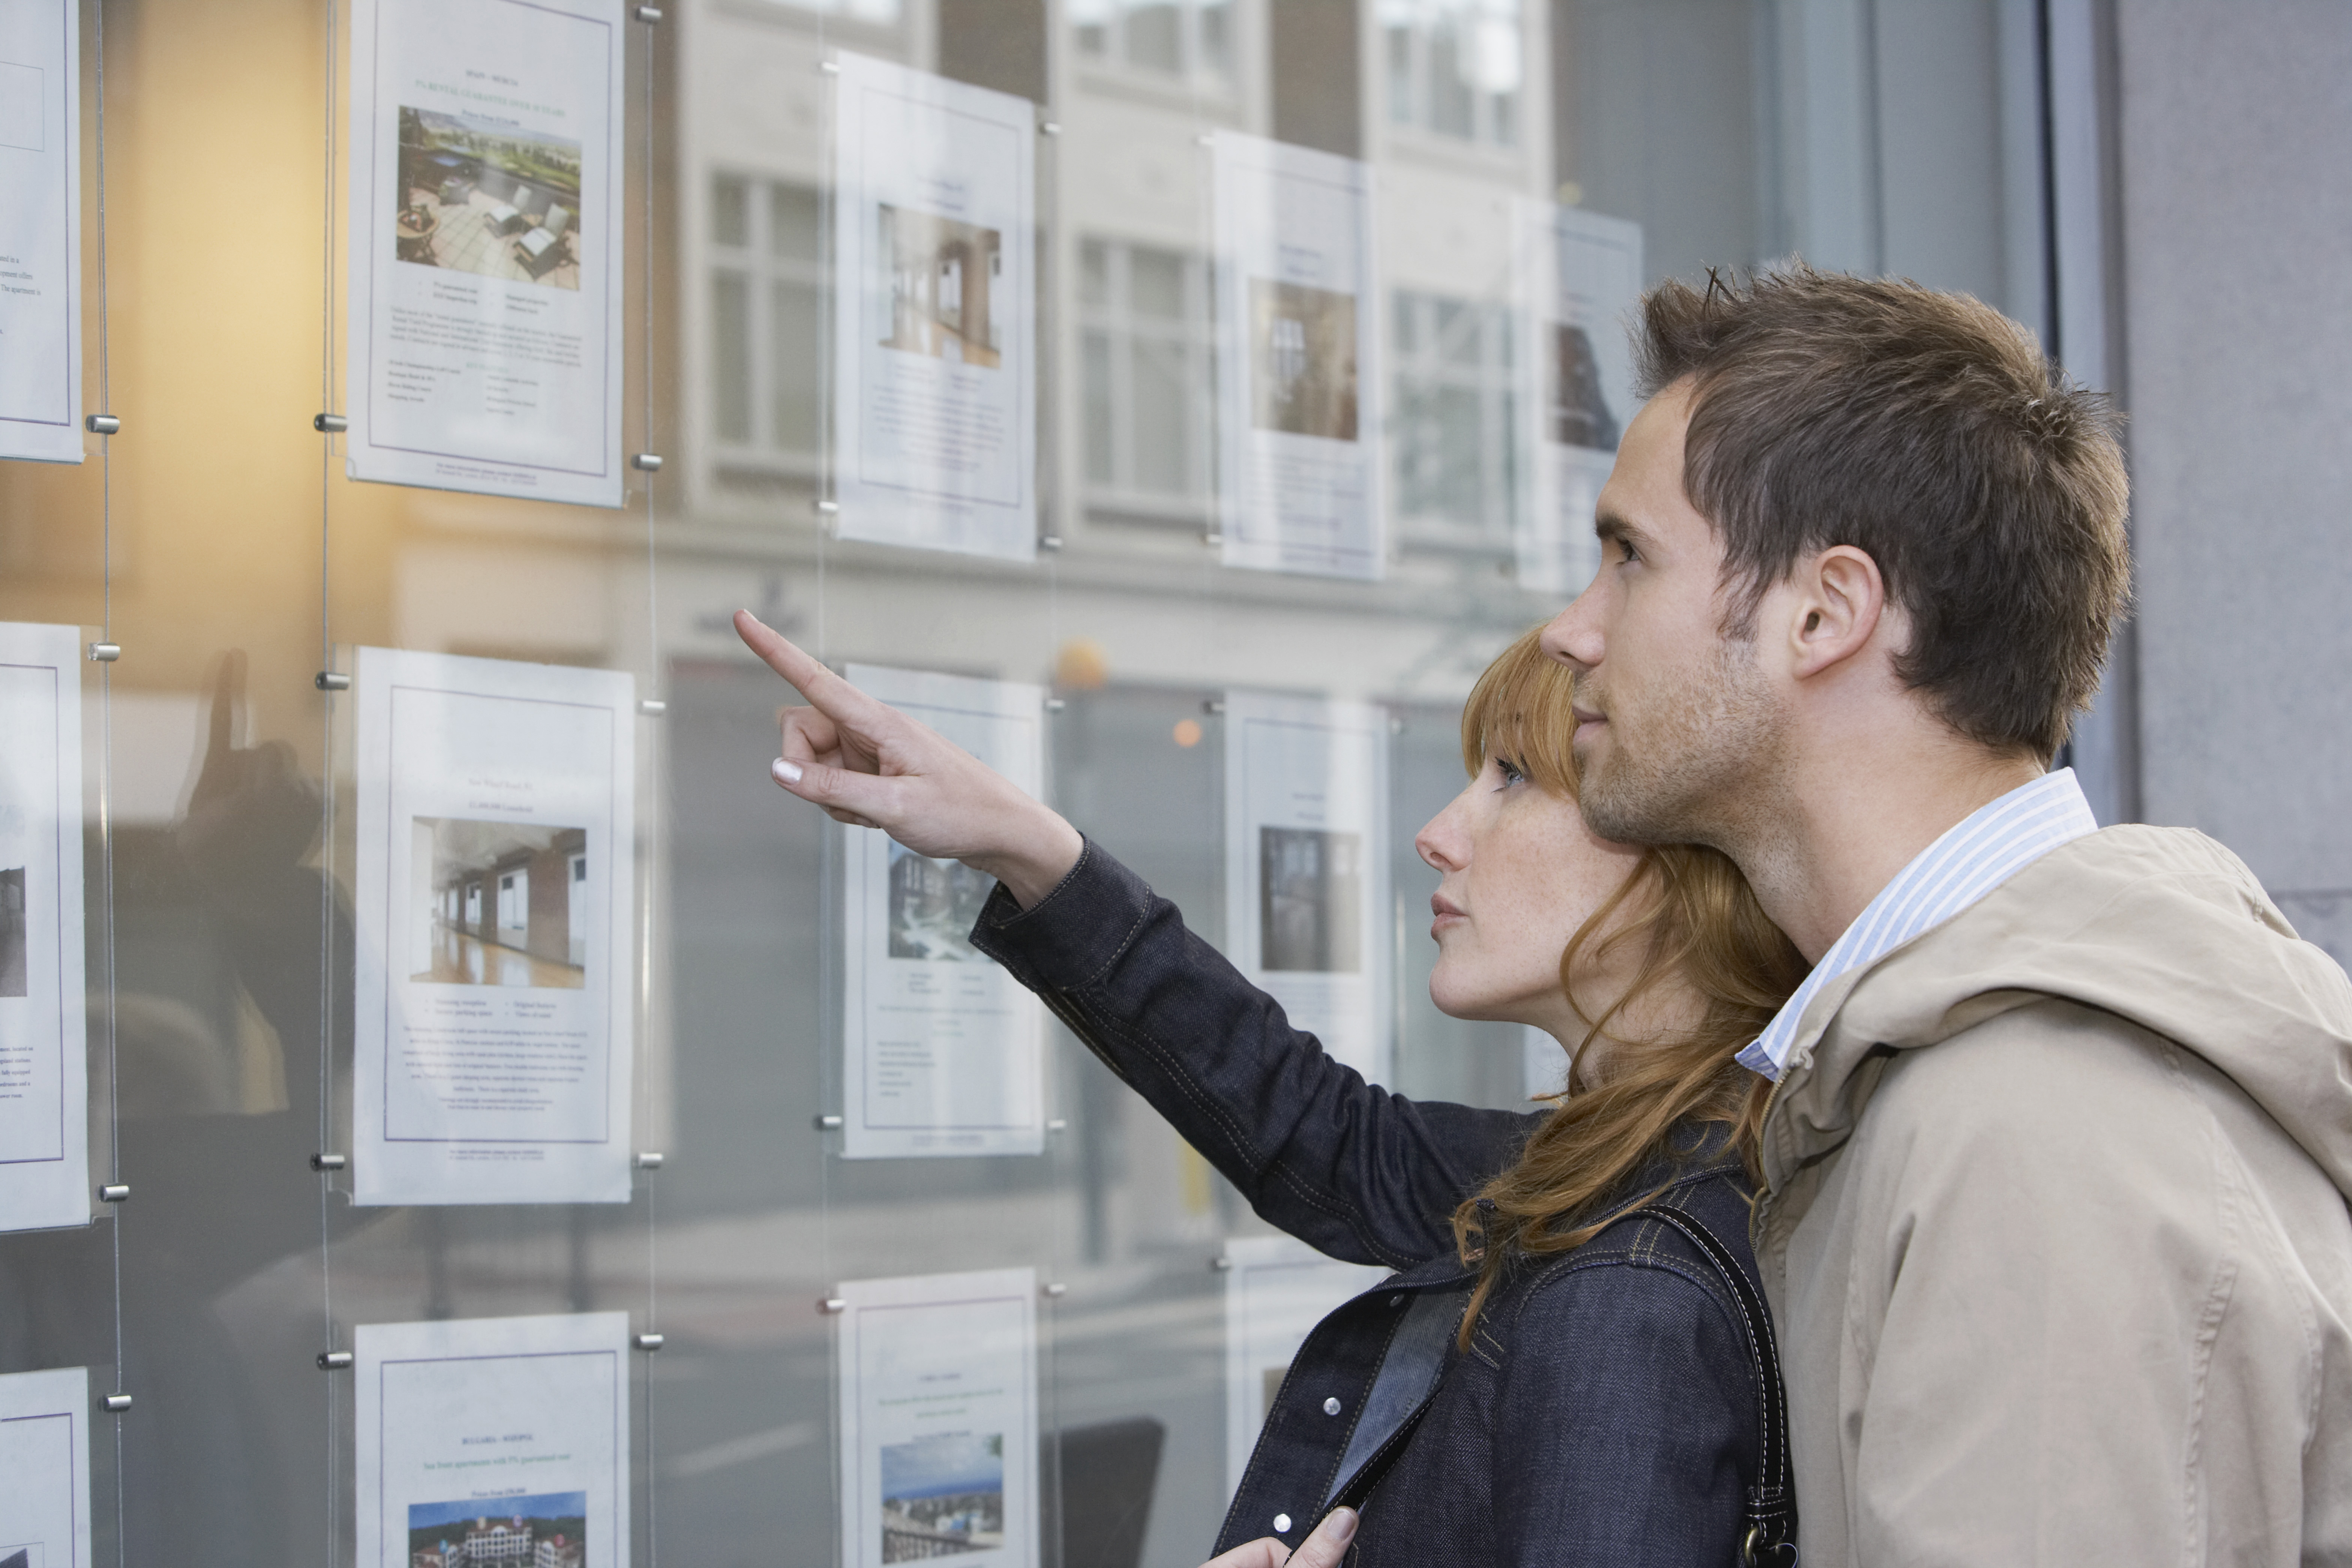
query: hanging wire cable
316 0 343 1560
636 19 663 1568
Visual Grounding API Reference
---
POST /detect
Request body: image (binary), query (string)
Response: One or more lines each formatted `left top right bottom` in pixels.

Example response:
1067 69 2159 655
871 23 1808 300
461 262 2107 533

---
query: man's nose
1539 588 1604 673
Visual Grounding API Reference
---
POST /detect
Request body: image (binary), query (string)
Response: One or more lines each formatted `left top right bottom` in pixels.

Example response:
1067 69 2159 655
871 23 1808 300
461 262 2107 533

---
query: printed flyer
0 623 87 1233
1512 201 1642 596
0 1366 92 1568
840 665 1046 1159
1221 690 1393 1085
832 52 1037 561
1211 132 1382 580
1221 1236 1384 1499
355 1313 627 1568
346 0 624 505
833 1268 1038 1568
352 648 635 1205
0 0 82 463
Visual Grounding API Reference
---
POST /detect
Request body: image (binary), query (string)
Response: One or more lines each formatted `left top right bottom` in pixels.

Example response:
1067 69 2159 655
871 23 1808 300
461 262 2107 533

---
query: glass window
1383 0 1522 147
1073 0 1233 81
708 173 827 480
1391 290 1516 540
1076 238 1217 522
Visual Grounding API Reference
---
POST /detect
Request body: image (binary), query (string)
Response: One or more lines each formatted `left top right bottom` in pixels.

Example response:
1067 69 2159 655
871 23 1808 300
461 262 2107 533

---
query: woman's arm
733 611 1538 1268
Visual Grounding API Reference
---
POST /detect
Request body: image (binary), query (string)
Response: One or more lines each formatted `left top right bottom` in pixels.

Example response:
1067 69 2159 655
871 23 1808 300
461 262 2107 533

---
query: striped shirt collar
1736 768 2100 1080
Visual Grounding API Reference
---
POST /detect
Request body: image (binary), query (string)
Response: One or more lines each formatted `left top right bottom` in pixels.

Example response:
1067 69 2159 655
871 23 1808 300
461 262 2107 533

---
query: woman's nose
1416 793 1470 872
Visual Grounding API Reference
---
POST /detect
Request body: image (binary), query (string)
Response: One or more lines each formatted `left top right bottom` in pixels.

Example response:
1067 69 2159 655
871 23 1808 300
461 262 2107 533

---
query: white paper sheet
0 0 81 464
346 0 625 506
356 1313 627 1568
1211 132 1382 581
1221 1236 1386 1501
840 665 1046 1159
831 52 1036 561
1221 691 1392 1085
833 1268 1038 1568
1512 202 1642 597
0 1366 92 1568
352 648 635 1205
0 623 86 1233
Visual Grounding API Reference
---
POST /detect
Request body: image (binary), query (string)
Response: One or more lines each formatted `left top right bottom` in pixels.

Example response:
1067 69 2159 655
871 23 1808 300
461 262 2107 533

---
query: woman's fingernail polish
772 758 803 785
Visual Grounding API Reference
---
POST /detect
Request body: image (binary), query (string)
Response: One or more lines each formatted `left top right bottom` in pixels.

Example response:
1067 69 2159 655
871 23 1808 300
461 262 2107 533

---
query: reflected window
1077 238 1217 522
1391 290 1515 536
1383 0 1520 147
754 0 901 26
1072 0 1232 82
710 174 827 483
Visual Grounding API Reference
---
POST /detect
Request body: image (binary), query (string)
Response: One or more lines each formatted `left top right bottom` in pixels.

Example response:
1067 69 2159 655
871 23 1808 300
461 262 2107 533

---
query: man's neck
1728 732 2046 964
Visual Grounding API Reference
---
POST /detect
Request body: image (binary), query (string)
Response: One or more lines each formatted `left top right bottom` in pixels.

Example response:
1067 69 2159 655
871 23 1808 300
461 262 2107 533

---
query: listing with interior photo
0 0 82 464
353 648 634 1206
0 1367 90 1568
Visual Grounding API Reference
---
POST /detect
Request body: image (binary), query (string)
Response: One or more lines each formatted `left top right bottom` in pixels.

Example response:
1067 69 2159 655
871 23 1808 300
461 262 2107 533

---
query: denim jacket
971 841 1767 1567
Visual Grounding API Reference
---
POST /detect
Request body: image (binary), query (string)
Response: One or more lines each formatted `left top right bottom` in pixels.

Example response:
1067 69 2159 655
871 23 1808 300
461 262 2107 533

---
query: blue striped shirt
1737 768 2100 1080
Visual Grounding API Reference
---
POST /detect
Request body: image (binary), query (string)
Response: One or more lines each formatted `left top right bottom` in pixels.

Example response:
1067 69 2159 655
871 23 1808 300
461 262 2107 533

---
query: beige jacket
1753 825 2352 1566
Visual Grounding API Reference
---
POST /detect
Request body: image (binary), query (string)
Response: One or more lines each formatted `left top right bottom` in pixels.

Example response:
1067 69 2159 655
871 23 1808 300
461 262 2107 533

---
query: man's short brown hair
1637 265 2130 761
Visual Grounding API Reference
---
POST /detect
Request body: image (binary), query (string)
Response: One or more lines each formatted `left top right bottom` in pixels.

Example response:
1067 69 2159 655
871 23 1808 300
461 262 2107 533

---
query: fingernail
1321 1509 1357 1544
772 758 802 785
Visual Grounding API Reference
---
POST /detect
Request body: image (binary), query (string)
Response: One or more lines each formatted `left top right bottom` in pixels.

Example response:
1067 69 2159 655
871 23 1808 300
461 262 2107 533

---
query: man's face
1539 380 1784 847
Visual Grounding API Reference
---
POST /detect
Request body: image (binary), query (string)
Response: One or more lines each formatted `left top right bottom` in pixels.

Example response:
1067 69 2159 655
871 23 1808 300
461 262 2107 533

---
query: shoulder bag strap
1632 1202 1799 1568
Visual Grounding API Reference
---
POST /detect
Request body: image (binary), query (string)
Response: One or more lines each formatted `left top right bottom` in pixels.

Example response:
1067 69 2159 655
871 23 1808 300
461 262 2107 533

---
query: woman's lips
1430 893 1466 938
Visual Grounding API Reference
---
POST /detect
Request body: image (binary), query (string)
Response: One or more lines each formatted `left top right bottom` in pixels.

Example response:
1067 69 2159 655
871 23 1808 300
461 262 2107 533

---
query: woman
735 611 1806 1566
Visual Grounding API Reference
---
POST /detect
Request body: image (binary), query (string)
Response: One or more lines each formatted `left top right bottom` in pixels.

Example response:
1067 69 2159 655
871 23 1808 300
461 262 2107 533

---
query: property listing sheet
1512 201 1642 597
832 52 1036 561
1221 1236 1386 1500
352 648 635 1205
0 623 86 1233
0 1366 92 1568
0 0 81 463
346 0 624 506
833 1268 1038 1568
356 1313 627 1568
1221 691 1392 1085
841 665 1045 1159
1211 132 1382 581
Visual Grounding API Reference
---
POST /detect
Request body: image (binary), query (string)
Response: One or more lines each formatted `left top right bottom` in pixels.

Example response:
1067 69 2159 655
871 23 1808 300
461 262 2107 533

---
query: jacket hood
1761 824 2352 1202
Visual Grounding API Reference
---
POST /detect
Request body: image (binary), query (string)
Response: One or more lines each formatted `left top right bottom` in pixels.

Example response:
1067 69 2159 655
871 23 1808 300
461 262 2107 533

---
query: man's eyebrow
1594 508 1646 551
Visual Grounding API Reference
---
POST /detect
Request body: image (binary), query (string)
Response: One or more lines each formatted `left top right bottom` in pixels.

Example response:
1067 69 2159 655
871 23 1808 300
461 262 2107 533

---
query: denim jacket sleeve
970 839 1543 1269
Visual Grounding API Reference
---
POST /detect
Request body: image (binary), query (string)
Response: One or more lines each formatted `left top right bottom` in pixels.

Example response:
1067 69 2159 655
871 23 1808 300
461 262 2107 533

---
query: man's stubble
1572 634 1787 855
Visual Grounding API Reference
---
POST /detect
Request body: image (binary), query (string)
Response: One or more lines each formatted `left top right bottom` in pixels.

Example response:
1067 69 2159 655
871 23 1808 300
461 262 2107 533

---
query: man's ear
1784 545 1887 679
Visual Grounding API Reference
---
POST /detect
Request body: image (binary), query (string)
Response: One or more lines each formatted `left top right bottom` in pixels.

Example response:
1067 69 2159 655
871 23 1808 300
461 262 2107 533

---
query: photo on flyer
0 623 87 1233
0 0 82 464
830 52 1036 561
0 1367 92 1568
840 665 1046 1159
345 0 624 506
1221 690 1393 1085
351 648 636 1205
832 1269 1038 1568
355 1314 626 1568
1210 131 1382 581
1510 200 1642 597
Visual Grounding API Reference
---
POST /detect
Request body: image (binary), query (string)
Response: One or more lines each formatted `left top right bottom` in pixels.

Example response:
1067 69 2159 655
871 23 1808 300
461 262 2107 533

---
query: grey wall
2117 2 2352 957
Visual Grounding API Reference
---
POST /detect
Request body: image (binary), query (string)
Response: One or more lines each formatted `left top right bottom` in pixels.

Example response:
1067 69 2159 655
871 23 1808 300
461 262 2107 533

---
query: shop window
710 174 827 482
1071 0 1232 83
1383 0 1521 147
1390 289 1516 542
1077 237 1218 525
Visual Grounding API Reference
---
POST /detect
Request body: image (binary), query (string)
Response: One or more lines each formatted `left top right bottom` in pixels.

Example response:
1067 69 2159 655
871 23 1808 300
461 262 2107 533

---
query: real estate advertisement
356 1313 626 1568
1512 200 1642 596
346 0 624 505
352 648 635 1205
0 0 81 464
1211 131 1382 581
833 1268 1038 1568
0 623 86 1233
1221 1236 1384 1502
1221 691 1392 1085
0 1366 92 1568
840 665 1046 1160
831 52 1036 562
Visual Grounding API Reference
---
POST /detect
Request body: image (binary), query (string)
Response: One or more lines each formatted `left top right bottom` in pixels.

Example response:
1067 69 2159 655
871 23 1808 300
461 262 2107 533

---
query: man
1541 267 2352 1563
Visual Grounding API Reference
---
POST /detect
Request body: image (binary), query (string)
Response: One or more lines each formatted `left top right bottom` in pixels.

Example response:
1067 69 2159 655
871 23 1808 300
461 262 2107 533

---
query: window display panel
831 52 1038 561
0 0 80 464
351 648 636 1205
346 0 627 505
0 623 85 1233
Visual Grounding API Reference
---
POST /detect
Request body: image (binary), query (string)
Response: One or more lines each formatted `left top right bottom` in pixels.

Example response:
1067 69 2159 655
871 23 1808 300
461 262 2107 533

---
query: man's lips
1571 704 1607 740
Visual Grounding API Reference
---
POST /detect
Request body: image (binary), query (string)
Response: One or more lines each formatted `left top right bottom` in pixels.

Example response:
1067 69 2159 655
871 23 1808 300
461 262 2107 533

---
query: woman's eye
1494 758 1526 788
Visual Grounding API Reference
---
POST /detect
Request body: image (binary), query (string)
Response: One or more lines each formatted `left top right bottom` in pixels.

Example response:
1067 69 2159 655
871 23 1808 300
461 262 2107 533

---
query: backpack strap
1631 1202 1799 1568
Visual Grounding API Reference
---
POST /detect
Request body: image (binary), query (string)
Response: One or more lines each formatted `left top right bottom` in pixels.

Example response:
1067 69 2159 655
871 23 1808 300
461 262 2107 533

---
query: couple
742 268 2352 1566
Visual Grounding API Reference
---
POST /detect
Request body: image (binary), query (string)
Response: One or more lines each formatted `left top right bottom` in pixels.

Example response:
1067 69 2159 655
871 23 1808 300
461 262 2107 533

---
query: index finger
733 611 896 733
